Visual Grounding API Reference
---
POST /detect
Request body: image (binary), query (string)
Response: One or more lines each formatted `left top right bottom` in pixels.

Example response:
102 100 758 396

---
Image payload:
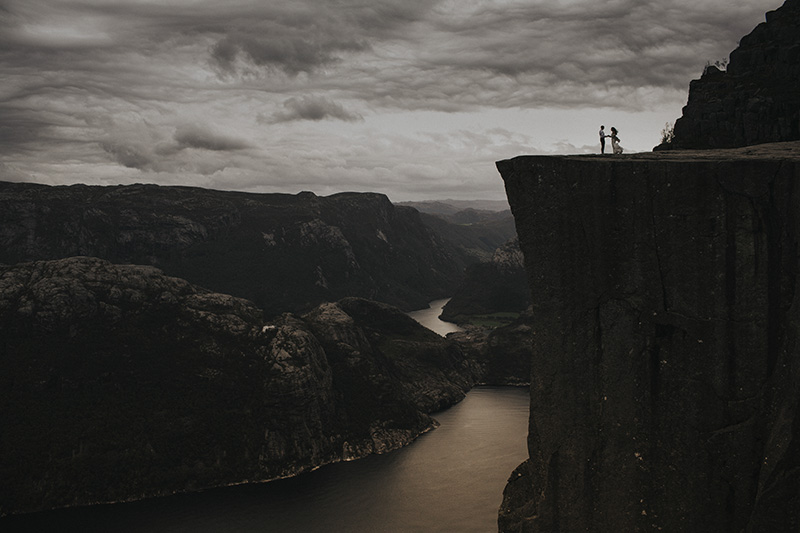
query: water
3 387 529 533
407 298 463 336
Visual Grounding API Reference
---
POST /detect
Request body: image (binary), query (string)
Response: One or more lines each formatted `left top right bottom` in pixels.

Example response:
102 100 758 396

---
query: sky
0 0 783 202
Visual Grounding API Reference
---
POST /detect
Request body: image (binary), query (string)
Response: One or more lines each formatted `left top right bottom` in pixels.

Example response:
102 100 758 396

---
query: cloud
266 95 363 123
203 0 434 76
101 141 155 170
345 0 777 112
0 0 783 200
173 125 252 151
209 31 365 78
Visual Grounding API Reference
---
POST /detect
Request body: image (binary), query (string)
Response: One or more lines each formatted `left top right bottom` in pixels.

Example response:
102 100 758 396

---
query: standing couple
599 125 623 154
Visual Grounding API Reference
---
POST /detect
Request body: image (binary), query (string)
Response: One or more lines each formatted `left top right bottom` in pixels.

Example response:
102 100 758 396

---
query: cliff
0 183 465 316
496 143 800 531
0 257 478 515
663 0 800 149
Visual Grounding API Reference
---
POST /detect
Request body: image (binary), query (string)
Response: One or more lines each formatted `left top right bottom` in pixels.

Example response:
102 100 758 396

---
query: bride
610 127 623 154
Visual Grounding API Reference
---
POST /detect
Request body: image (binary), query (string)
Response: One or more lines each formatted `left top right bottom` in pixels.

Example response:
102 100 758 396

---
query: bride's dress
612 136 623 154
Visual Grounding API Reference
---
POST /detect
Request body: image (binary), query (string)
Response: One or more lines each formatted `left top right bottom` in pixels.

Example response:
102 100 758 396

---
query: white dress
611 135 623 154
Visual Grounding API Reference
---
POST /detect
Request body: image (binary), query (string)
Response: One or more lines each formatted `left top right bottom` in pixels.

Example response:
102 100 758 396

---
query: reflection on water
407 298 463 336
3 387 529 533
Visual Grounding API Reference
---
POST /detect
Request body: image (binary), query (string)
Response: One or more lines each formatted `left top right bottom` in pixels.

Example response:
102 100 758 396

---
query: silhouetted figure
610 127 623 154
599 125 607 154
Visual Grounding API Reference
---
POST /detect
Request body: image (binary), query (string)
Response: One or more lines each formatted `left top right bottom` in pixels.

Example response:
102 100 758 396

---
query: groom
599 125 607 154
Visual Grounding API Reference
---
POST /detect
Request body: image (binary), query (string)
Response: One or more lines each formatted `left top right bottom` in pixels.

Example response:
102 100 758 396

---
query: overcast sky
0 0 781 202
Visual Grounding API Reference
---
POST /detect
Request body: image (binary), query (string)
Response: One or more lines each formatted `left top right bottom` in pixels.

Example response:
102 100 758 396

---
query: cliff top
500 141 800 166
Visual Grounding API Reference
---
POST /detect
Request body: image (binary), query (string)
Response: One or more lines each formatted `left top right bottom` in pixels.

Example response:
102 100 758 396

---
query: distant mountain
0 182 467 316
397 199 510 216
418 212 516 263
398 200 517 263
440 207 511 226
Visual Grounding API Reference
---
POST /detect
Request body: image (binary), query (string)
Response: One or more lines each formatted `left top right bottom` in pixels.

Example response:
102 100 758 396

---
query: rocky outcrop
306 298 480 415
0 257 477 515
663 0 800 149
0 183 464 315
449 309 533 387
441 238 530 322
496 144 800 531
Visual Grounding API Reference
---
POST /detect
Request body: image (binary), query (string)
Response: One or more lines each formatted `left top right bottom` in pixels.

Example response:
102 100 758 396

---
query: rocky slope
0 183 464 316
662 0 800 149
496 143 800 531
449 309 533 387
441 238 530 322
0 257 478 516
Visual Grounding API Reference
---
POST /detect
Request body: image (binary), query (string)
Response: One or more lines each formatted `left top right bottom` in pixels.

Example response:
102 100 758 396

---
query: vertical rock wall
497 146 800 532
665 0 800 149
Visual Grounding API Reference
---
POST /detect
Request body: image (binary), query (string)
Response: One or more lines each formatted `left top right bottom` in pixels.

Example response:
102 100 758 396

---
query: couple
599 125 623 154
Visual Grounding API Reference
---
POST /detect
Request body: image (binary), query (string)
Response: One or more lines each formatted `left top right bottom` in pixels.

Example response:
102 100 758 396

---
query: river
4 388 529 533
407 298 462 336
3 302 529 533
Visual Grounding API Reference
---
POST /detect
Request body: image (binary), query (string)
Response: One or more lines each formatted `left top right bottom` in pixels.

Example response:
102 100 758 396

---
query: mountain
439 208 511 226
441 238 530 323
449 311 533 387
417 211 517 264
0 180 533 518
0 183 465 316
659 0 800 149
397 199 510 215
0 257 479 515
398 199 517 263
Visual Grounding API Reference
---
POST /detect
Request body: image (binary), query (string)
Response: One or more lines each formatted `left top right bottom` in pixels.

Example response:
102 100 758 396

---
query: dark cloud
267 95 363 123
202 0 434 76
97 124 251 177
100 141 155 170
0 0 773 116
385 0 776 109
210 31 366 77
173 125 251 151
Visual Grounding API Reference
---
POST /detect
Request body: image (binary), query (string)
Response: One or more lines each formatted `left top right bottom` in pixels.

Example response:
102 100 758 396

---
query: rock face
496 144 800 531
0 257 478 515
441 238 530 322
664 0 800 149
0 183 464 315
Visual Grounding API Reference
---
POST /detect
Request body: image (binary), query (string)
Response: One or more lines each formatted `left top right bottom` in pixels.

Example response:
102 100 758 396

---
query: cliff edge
497 143 800 531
